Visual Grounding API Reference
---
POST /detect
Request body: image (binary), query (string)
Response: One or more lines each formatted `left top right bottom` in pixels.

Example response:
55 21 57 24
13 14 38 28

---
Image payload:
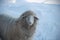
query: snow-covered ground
33 4 60 40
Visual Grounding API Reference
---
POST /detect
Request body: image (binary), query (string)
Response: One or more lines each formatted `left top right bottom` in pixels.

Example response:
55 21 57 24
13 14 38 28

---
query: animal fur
0 10 38 40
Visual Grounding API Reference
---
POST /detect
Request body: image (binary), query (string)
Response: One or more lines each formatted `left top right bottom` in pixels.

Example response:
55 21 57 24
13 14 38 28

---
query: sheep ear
34 16 39 20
